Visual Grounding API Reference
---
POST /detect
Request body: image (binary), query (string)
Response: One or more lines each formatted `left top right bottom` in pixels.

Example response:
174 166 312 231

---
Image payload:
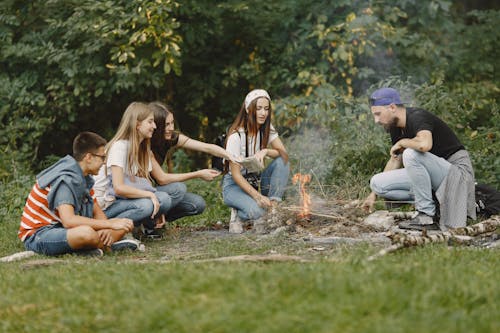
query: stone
363 210 396 231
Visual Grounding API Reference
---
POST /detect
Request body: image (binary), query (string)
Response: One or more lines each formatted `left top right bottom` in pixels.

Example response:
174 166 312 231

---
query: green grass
1 247 498 333
1 177 499 332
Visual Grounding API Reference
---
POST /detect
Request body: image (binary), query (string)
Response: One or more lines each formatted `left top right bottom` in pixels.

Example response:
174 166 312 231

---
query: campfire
292 173 312 219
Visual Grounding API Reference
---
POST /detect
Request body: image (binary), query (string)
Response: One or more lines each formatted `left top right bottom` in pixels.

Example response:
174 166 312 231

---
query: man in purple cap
362 88 476 230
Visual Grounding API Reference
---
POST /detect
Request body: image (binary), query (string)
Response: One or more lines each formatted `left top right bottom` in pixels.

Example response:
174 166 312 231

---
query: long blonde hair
106 102 153 179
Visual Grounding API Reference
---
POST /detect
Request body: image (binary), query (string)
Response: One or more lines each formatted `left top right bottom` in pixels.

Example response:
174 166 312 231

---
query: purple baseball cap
369 88 403 106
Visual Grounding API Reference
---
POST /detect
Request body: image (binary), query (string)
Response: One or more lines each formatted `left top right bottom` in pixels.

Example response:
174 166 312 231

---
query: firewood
367 215 499 260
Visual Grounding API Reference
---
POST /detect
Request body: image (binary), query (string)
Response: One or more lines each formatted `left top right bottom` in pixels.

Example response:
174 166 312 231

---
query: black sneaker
399 212 439 230
143 228 162 240
111 239 142 252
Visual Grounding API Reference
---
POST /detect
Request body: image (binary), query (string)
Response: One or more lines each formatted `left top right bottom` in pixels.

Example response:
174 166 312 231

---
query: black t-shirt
390 107 464 159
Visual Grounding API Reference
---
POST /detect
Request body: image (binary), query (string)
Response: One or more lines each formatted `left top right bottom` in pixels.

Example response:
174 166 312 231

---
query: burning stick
292 173 312 219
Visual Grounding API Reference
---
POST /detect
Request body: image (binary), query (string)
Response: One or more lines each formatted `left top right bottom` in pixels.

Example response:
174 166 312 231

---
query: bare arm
229 161 271 208
93 201 108 220
151 154 220 185
267 137 287 159
110 164 160 218
390 130 433 157
57 204 133 231
177 133 240 163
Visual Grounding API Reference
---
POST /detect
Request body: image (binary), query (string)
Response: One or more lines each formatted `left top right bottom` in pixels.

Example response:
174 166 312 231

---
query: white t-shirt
93 140 152 208
225 125 279 175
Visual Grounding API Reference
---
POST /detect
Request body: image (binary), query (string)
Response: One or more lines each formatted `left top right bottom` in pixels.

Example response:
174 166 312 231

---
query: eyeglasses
91 153 106 162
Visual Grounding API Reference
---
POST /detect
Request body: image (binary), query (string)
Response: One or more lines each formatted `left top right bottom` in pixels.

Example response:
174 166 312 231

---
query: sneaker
398 221 439 231
399 212 438 231
408 212 435 225
111 238 141 252
74 248 104 257
229 208 244 234
143 228 162 240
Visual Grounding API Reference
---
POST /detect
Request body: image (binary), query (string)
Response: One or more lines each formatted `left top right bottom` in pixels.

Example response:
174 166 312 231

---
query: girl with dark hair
148 102 239 225
222 89 289 233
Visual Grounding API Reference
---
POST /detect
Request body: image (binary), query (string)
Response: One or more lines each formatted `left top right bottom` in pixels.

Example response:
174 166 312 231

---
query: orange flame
292 173 312 219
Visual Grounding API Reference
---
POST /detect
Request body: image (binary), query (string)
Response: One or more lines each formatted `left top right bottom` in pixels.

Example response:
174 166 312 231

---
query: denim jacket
37 155 94 218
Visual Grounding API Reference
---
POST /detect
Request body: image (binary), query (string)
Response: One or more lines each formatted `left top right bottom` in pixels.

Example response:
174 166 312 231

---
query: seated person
222 89 290 233
19 132 136 256
148 101 236 224
362 88 476 230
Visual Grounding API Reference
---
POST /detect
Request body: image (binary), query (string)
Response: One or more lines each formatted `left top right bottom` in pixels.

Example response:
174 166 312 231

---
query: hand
109 218 134 232
362 192 376 213
155 214 166 229
254 193 272 208
390 141 404 159
149 194 160 218
97 229 114 247
197 169 221 181
253 149 267 167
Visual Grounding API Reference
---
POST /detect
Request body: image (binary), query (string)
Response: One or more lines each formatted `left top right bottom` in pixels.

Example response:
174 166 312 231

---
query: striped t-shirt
18 183 95 241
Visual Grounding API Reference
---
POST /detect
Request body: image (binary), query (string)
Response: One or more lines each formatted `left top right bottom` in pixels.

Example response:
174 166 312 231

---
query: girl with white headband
223 89 290 233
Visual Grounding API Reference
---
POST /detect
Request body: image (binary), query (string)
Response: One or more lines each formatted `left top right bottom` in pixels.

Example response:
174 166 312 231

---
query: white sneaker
118 233 146 252
229 208 244 234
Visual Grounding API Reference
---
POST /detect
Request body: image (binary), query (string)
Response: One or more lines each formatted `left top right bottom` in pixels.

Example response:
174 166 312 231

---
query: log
450 215 500 236
368 215 500 260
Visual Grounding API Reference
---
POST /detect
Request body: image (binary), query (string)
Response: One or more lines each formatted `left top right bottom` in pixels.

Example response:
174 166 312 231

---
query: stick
367 244 404 261
310 169 328 199
0 251 36 263
190 254 309 263
283 206 346 220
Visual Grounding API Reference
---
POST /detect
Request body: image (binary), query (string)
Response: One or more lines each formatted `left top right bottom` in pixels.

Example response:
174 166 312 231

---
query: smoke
284 124 335 184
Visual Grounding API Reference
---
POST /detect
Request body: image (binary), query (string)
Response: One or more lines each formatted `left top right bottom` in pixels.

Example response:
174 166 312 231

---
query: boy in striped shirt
19 132 135 256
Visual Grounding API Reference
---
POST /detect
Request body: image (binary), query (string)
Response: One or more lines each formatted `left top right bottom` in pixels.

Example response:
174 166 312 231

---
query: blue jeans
156 182 205 221
370 149 451 216
104 191 173 230
223 157 290 220
24 223 73 256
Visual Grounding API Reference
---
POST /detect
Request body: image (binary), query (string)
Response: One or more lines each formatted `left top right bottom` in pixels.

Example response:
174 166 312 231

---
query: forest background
0 0 498 213
1 2 499 331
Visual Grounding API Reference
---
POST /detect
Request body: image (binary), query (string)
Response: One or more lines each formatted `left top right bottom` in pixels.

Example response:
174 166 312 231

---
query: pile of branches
368 215 500 261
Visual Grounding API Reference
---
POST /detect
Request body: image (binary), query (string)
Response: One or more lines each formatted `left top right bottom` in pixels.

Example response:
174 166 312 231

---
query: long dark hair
226 99 271 150
224 96 288 172
148 101 180 164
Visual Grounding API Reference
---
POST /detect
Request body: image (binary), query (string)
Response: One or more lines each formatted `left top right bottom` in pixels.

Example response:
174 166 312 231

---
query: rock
363 210 396 231
306 236 361 245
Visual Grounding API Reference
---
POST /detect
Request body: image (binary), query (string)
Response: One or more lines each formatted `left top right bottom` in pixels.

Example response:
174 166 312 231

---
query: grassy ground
1 178 499 332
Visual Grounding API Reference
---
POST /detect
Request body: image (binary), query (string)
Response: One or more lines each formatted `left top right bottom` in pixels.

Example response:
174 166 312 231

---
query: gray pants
370 149 451 216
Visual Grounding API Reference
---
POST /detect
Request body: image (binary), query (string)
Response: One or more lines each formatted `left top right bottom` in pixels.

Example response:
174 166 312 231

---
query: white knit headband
244 89 271 111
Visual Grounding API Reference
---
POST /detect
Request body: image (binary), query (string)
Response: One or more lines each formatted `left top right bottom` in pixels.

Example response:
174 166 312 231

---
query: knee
72 226 99 247
168 182 187 196
155 192 173 210
193 197 206 214
370 173 385 196
246 204 265 220
134 198 155 216
274 157 290 172
402 148 420 166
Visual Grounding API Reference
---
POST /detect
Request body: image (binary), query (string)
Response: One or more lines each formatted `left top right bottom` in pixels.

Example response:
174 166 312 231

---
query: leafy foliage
0 0 498 190
0 0 182 173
